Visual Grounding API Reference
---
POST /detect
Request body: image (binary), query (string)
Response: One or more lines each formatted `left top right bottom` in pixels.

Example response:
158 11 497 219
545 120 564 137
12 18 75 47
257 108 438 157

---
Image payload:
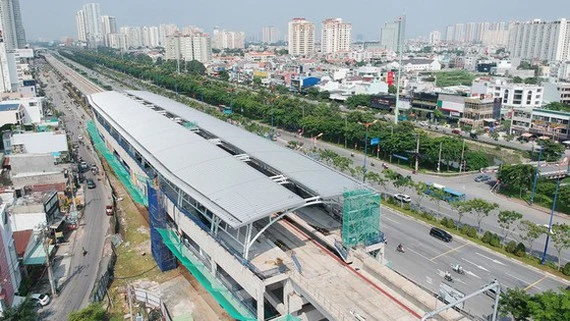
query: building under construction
87 90 462 321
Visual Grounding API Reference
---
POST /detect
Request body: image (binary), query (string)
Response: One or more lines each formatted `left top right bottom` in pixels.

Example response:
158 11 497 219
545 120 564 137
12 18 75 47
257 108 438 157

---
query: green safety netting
270 315 301 321
156 229 256 321
342 189 381 247
86 121 148 205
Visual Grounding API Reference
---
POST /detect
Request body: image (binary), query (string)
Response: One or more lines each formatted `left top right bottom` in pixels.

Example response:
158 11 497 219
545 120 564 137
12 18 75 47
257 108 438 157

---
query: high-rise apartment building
212 28 245 49
261 26 280 43
1 0 26 49
445 25 455 42
142 26 160 48
75 3 103 47
288 18 315 56
508 19 570 62
380 16 405 51
76 10 87 42
321 18 351 53
159 24 179 47
429 30 441 45
165 32 212 63
101 15 117 47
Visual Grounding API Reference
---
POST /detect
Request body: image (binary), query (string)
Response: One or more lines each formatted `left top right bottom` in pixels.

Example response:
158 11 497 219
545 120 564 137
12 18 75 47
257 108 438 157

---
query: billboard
387 71 395 86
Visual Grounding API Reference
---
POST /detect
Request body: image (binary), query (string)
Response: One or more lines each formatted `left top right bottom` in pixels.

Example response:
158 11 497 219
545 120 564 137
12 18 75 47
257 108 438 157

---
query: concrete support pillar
257 283 265 321
283 279 293 314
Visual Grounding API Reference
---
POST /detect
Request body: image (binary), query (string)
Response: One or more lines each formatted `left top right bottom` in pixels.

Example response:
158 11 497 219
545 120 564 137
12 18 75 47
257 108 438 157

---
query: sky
20 0 570 41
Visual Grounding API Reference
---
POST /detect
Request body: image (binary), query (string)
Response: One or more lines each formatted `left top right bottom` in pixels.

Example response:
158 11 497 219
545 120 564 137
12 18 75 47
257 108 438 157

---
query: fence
130 286 174 321
91 244 117 302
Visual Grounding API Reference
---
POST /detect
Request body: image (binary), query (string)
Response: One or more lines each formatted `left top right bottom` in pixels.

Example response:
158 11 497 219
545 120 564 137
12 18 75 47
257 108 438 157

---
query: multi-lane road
37 59 111 320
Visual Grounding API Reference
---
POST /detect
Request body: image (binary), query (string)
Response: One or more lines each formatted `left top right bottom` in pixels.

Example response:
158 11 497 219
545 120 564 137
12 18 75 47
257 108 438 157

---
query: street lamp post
360 120 379 183
540 174 561 265
530 143 544 205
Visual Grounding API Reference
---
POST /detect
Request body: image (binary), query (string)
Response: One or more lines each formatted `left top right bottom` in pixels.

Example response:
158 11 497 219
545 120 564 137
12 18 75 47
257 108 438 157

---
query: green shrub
441 217 449 227
466 227 478 238
563 262 570 276
489 233 502 248
460 225 469 235
506 241 517 254
481 231 492 244
515 242 526 257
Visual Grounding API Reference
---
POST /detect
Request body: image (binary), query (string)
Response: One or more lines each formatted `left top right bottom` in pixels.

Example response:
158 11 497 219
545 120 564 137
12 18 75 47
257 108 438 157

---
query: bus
424 183 466 202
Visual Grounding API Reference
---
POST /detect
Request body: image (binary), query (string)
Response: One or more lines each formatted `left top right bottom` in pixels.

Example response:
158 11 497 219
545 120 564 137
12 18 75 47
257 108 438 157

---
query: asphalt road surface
37 61 111 320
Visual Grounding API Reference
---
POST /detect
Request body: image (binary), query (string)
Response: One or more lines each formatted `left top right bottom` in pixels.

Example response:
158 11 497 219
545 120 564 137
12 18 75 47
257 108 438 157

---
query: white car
30 293 50 307
393 193 411 203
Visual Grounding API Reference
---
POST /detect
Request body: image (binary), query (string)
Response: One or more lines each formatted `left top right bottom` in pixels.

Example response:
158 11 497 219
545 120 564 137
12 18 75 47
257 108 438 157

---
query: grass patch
433 70 475 87
382 200 570 280
101 162 178 320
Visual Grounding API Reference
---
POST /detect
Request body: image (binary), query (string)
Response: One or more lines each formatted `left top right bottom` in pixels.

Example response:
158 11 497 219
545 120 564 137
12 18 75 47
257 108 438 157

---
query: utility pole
415 134 420 172
541 174 561 265
40 225 57 297
459 139 466 173
530 143 543 205
437 141 443 173
394 14 406 125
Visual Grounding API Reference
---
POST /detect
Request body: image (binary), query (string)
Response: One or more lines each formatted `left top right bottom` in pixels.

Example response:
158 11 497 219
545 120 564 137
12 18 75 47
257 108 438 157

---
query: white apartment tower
165 32 212 64
101 15 117 47
76 10 87 42
429 30 441 45
212 28 245 50
1 0 26 49
261 26 280 43
321 18 351 54
380 16 405 51
508 18 570 62
81 3 103 47
288 18 315 56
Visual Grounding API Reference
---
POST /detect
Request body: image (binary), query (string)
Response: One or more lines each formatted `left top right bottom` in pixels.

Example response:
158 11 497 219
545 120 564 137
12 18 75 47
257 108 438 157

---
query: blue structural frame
148 182 177 271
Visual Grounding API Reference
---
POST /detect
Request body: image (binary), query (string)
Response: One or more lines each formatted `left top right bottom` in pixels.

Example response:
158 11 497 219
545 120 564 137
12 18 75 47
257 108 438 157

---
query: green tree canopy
68 303 107 321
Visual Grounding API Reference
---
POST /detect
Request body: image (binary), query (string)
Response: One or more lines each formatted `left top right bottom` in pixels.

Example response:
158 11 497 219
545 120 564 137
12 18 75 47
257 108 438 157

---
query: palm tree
0 297 38 321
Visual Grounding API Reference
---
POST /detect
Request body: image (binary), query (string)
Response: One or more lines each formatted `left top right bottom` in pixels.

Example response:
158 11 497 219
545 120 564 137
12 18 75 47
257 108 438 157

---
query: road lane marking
382 216 400 225
524 275 548 291
407 248 436 262
505 272 531 286
430 244 467 261
466 270 481 279
475 252 506 265
462 258 489 271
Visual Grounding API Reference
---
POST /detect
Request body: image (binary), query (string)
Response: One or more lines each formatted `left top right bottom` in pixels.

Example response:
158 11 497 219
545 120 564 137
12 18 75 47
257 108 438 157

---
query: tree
68 303 107 321
549 223 570 270
528 290 570 321
513 76 523 84
451 201 469 225
185 60 206 75
498 210 523 241
517 220 546 253
393 175 413 194
388 85 397 94
497 164 535 197
543 102 570 113
535 140 565 162
345 94 371 108
218 70 230 81
499 287 532 321
0 297 38 321
465 198 499 231
413 182 428 208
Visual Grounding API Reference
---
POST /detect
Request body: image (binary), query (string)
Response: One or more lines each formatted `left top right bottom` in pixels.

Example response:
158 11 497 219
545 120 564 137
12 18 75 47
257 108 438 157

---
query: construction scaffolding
87 121 148 205
148 182 177 272
342 189 381 247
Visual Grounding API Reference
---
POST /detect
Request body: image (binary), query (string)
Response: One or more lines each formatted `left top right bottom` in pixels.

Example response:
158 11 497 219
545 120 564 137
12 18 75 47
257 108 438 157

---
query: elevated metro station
86 90 446 321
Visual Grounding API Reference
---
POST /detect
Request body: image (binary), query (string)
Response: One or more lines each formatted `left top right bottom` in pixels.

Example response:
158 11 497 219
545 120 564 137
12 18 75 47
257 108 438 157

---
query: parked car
30 293 50 307
86 179 96 189
105 205 114 216
474 174 491 182
430 227 453 242
393 193 412 203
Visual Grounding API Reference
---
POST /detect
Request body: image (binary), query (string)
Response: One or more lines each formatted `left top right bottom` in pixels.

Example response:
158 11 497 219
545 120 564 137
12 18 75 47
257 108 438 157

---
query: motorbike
350 153 355 157
396 245 405 253
382 163 388 169
444 274 453 282
452 265 465 275
371 162 375 167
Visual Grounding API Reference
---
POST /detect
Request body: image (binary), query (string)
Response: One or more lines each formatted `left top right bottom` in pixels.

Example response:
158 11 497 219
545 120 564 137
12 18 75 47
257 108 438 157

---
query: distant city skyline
20 0 569 41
